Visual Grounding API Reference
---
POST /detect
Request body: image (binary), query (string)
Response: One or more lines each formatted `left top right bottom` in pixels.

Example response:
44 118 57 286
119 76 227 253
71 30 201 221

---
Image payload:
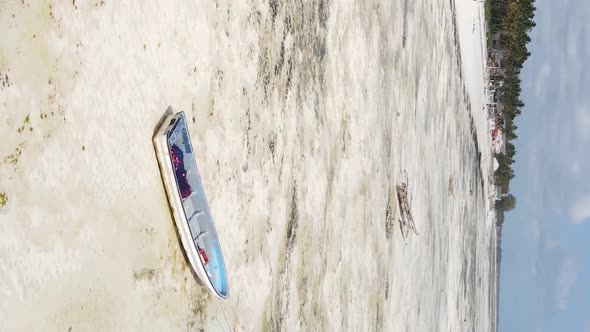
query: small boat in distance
153 108 228 299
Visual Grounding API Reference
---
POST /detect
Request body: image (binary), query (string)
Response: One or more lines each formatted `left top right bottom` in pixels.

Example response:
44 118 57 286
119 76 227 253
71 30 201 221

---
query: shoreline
450 0 486 195
451 1 498 331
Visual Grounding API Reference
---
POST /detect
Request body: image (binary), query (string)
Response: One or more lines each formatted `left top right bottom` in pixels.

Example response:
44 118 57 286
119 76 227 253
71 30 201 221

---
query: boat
153 108 229 299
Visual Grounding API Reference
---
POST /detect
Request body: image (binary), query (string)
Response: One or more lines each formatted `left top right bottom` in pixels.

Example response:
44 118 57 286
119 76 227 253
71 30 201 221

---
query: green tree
496 194 517 212
496 211 506 226
488 0 535 209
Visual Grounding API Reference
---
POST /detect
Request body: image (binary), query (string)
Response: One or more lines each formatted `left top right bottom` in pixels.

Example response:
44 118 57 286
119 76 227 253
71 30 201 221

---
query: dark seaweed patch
269 183 299 330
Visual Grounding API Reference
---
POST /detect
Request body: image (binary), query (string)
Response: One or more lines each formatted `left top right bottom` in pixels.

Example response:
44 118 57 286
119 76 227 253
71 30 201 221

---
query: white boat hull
152 108 228 299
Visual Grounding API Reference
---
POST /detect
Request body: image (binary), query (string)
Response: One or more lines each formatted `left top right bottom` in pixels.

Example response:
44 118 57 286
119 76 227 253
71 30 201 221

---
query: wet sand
0 0 494 330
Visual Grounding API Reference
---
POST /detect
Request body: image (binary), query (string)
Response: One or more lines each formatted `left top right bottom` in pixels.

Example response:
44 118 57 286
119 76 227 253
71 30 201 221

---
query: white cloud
555 256 576 310
566 28 579 59
530 220 541 242
574 104 590 140
534 63 552 97
571 194 590 224
575 104 590 141
570 159 581 175
543 238 559 251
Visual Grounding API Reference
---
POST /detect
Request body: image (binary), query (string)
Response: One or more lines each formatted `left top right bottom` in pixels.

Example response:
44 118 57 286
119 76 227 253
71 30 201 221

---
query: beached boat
153 108 228 299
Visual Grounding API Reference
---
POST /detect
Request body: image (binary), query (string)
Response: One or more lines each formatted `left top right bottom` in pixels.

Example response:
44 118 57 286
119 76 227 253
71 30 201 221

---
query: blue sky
499 0 590 331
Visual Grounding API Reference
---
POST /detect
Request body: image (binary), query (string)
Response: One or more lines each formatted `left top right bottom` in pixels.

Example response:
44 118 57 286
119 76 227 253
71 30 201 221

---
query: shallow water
0 0 495 331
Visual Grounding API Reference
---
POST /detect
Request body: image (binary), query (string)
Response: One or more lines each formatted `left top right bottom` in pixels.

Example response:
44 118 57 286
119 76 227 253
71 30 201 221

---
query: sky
499 0 590 331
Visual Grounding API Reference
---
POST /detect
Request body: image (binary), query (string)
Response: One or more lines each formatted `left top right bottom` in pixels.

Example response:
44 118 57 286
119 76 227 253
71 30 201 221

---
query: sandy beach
1 0 495 331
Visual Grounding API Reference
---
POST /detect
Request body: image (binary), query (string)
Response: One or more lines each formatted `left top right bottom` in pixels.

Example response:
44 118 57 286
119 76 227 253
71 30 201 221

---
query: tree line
486 0 536 215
